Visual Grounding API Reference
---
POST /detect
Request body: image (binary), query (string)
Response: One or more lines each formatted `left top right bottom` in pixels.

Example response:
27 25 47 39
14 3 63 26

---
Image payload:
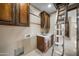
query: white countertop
37 33 53 37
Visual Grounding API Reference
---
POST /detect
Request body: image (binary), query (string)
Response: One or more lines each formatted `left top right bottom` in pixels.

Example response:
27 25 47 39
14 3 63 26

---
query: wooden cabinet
0 3 15 25
65 20 69 37
0 3 29 27
37 36 49 52
37 35 53 52
77 17 79 55
77 8 79 56
16 3 29 26
40 11 50 33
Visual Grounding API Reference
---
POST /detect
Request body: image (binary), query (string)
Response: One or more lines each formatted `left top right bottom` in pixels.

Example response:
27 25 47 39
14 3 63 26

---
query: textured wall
0 5 41 56
0 25 30 55
68 9 77 55
49 13 57 34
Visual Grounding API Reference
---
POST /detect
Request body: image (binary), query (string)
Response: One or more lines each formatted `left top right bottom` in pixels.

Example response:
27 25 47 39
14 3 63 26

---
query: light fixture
48 4 51 8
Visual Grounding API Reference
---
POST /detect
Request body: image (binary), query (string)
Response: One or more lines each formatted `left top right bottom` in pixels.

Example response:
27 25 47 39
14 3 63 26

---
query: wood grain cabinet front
0 3 15 25
0 3 29 27
40 11 50 33
37 35 53 53
16 3 29 26
65 21 69 37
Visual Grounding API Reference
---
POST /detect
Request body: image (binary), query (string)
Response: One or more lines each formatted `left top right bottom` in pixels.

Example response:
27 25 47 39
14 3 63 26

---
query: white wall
0 5 41 56
29 5 41 51
68 9 77 41
0 26 30 55
49 13 57 34
68 9 77 54
30 5 41 36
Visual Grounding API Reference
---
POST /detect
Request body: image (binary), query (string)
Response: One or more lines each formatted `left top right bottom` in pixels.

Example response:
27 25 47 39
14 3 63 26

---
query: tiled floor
24 47 53 56
64 37 76 56
22 37 76 56
24 46 65 56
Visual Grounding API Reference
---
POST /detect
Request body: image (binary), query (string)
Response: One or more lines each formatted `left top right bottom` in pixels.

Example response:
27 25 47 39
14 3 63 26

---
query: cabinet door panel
0 3 29 26
41 13 45 28
40 11 50 33
0 3 15 25
20 4 28 24
65 22 69 37
16 3 29 26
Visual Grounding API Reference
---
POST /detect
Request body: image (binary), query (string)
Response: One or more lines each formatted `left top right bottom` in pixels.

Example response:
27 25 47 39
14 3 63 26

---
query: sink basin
37 33 53 38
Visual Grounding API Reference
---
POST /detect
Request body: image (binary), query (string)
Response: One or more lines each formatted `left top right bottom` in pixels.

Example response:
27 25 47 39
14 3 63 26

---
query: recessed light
48 4 51 8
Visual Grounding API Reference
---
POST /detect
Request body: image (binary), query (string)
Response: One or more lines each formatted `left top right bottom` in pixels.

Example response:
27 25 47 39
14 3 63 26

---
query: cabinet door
41 13 45 28
16 3 29 26
40 12 50 29
0 3 15 25
44 12 50 33
77 8 79 56
77 18 79 55
45 14 50 29
45 13 48 28
65 21 69 37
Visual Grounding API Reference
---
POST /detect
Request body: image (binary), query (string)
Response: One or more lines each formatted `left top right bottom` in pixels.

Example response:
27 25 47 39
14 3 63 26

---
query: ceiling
31 3 56 14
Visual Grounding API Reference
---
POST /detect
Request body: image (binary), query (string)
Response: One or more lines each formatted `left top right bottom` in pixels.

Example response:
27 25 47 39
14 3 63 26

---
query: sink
37 32 53 38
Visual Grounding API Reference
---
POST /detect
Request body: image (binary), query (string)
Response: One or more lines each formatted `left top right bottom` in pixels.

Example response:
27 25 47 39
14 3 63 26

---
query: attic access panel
54 3 69 9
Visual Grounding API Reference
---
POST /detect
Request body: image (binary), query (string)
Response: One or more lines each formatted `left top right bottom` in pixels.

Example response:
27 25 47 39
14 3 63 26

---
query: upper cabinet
0 3 15 25
40 11 50 33
16 3 29 26
0 3 29 27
